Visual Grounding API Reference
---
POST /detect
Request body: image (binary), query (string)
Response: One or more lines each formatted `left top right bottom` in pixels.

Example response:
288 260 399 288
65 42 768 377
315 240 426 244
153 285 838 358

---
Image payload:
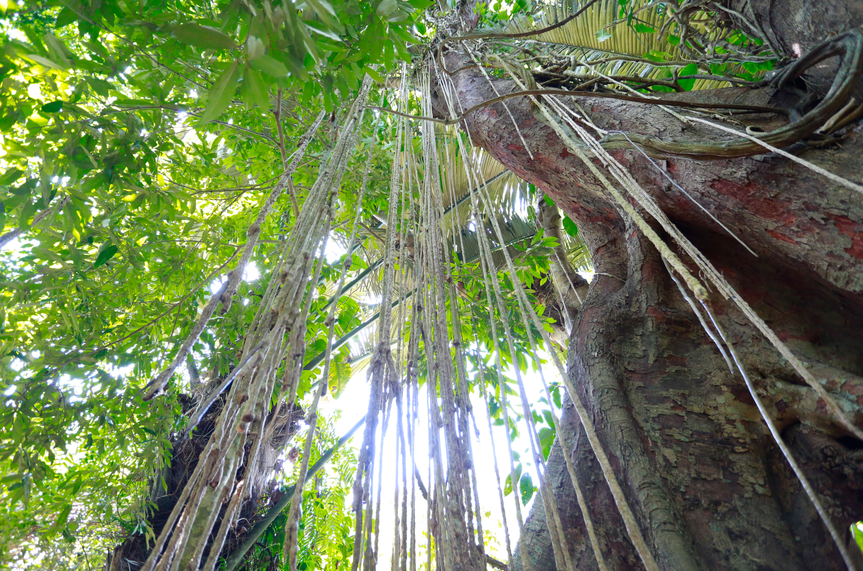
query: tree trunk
440 4 863 569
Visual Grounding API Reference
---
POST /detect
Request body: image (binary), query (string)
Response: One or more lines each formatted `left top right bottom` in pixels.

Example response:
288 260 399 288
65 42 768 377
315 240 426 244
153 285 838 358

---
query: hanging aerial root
662 258 735 374
500 192 609 571
435 59 532 571
416 75 485 567
606 129 758 257
350 68 409 571
438 57 691 571
223 417 366 571
463 46 534 159
665 265 859 569
282 85 386 571
435 59 621 571
491 54 709 302
283 231 333 571
366 89 786 127
138 78 372 571
683 116 863 195
143 110 327 401
484 42 863 568
428 29 863 163
472 154 666 571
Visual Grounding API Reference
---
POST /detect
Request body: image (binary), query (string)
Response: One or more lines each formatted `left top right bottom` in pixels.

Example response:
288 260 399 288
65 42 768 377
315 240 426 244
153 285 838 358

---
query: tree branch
366 88 787 126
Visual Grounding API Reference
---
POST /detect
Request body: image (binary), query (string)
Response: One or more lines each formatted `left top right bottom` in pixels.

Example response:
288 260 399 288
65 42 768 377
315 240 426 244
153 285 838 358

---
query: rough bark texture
440 4 863 570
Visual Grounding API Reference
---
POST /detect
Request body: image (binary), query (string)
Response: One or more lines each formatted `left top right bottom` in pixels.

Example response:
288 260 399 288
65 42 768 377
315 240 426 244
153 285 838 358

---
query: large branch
440 51 863 300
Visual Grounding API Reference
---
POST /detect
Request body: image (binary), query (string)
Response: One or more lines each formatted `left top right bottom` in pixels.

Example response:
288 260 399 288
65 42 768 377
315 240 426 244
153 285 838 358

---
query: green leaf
552 387 562 409
167 23 238 50
305 20 342 41
387 9 410 22
504 462 522 496
305 0 343 32
538 427 554 460
0 168 24 187
48 504 73 534
406 0 434 9
328 352 352 398
8 485 24 506
377 0 398 17
678 63 699 91
249 55 288 78
24 54 66 70
632 22 655 33
18 200 38 229
389 25 418 45
41 101 63 113
94 244 119 268
197 61 240 126
595 29 612 42
241 65 269 111
365 66 384 84
644 50 671 62
852 522 863 553
519 472 534 505
562 215 578 236
86 77 114 97
55 8 78 28
297 370 315 399
0 109 19 132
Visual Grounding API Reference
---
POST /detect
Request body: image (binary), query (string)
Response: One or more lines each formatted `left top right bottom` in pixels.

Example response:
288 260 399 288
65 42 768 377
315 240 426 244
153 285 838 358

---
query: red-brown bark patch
826 213 863 259
766 229 799 245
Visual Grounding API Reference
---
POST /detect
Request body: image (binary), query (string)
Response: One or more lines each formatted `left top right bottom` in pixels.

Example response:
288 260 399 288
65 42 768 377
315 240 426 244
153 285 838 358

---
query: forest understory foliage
1 0 863 570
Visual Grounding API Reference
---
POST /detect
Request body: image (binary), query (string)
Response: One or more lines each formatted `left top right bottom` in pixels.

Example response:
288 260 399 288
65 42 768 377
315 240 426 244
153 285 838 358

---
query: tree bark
440 4 863 569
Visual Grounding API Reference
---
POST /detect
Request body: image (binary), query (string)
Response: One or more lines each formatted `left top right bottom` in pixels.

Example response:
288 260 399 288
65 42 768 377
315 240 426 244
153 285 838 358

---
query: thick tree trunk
441 4 863 570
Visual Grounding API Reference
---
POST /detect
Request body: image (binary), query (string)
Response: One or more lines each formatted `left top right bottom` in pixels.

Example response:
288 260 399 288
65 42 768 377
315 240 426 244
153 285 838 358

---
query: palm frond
439 133 525 235
562 229 592 272
509 1 675 57
503 0 732 91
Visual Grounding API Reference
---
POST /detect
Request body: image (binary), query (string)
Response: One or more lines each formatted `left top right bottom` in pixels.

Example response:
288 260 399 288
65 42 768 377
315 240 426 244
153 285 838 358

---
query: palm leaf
503 0 733 91
439 131 524 233
510 1 677 57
